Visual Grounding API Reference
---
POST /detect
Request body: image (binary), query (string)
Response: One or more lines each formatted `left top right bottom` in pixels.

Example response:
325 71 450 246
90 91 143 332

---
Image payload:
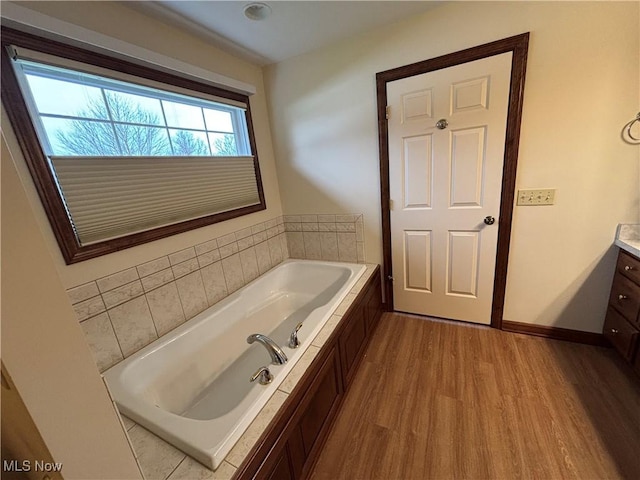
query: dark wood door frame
376 33 529 329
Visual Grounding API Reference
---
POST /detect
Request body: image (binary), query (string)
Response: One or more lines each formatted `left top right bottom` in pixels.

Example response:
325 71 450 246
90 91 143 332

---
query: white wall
2 135 142 479
265 1 640 332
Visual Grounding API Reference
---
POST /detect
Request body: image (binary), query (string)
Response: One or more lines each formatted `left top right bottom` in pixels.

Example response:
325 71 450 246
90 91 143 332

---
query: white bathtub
104 259 366 470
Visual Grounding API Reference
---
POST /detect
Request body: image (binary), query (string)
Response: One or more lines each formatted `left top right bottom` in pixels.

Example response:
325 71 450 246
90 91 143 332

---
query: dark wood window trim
376 33 529 329
1 26 266 264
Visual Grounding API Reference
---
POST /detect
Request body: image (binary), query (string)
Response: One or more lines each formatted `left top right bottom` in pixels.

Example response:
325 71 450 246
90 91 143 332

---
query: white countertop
615 224 640 259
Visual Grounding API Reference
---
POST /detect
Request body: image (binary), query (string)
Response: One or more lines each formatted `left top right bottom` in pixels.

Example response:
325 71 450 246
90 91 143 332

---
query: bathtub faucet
289 322 303 349
247 334 288 365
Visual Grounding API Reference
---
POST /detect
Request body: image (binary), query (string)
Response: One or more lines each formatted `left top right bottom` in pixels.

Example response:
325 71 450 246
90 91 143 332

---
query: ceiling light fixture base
243 2 272 21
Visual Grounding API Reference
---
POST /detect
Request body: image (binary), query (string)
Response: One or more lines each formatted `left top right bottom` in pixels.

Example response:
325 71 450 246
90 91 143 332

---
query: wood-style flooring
310 313 640 480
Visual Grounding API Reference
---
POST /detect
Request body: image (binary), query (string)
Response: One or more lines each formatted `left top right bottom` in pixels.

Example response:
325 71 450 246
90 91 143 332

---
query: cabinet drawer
609 273 640 325
603 307 639 361
616 250 640 285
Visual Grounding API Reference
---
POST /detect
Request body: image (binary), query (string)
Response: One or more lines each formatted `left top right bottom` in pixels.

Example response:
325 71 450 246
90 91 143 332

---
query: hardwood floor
310 313 640 480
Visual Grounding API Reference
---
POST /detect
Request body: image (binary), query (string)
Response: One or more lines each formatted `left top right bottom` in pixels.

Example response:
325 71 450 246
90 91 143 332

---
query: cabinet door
298 349 341 457
365 281 383 335
339 305 367 388
265 447 294 480
633 347 640 376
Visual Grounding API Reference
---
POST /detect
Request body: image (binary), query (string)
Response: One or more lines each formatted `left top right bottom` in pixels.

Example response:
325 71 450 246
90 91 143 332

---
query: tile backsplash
67 213 366 373
284 214 365 263
68 216 288 372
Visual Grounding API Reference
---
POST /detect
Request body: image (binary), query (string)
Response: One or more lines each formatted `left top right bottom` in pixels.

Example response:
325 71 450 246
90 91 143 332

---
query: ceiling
129 1 443 66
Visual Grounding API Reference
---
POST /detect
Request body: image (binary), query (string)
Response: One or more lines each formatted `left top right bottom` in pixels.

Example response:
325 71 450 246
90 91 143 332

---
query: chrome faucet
289 322 303 349
247 334 288 365
250 366 273 385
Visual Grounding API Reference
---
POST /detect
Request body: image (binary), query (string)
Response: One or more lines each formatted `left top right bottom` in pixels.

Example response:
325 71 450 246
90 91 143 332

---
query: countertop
615 224 640 259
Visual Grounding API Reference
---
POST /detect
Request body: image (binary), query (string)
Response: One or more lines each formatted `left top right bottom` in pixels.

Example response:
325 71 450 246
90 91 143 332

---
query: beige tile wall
68 213 367 373
284 214 365 263
68 216 288 372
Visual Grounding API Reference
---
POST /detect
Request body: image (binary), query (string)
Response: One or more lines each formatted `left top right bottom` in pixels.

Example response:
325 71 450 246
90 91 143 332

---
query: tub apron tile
167 457 236 480
225 390 289 468
128 425 186 480
279 345 321 394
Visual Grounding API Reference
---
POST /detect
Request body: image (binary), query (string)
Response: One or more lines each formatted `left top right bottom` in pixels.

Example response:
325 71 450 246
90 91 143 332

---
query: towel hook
622 112 640 144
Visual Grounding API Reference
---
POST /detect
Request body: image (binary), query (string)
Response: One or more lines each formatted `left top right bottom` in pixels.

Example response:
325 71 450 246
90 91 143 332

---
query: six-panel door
388 53 513 324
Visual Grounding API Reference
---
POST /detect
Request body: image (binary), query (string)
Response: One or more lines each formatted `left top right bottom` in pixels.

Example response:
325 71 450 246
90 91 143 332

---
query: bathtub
103 259 366 470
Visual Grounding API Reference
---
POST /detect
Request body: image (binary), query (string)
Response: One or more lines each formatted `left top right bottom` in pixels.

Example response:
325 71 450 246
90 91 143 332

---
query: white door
388 52 512 325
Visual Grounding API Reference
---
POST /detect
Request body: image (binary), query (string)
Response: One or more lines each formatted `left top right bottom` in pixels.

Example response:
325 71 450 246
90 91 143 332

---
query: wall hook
622 112 640 144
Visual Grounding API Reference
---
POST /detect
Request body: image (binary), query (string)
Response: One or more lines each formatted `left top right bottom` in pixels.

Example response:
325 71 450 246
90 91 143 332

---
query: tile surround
67 216 289 372
284 214 365 263
68 214 366 374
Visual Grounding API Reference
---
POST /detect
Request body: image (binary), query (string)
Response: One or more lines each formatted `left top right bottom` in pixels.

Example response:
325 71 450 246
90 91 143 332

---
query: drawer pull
618 294 628 301
624 265 634 271
611 328 619 334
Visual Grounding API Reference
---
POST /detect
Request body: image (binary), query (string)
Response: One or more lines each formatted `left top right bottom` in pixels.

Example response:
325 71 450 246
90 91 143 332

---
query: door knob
484 216 496 225
435 118 449 130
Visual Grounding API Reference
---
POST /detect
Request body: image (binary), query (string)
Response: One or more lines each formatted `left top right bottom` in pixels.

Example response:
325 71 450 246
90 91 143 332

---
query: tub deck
104 265 376 478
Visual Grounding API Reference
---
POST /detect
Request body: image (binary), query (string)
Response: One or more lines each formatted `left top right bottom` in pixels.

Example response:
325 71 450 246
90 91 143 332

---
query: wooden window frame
1 27 266 264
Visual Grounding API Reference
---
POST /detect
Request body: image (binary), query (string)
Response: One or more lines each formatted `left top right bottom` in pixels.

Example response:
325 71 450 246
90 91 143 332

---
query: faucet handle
289 322 303 349
250 366 273 385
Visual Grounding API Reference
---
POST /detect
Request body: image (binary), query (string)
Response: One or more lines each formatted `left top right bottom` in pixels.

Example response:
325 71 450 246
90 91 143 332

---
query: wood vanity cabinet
236 266 383 480
603 250 640 374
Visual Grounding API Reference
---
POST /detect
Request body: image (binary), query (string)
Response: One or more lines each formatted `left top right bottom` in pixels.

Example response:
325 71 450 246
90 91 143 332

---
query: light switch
517 189 555 206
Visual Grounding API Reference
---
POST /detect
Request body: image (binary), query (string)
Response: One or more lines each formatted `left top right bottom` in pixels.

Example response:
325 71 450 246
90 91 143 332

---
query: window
1 27 265 263
20 62 249 157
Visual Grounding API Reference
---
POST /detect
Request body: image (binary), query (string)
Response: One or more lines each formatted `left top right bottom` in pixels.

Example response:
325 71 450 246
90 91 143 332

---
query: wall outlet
517 189 555 206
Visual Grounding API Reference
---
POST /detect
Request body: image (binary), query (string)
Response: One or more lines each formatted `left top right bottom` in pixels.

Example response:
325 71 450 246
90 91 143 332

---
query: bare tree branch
56 92 197 156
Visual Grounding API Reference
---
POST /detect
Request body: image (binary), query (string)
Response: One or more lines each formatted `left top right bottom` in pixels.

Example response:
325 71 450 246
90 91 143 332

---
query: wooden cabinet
339 277 383 388
339 304 367 388
604 307 638 361
264 447 294 480
297 349 341 456
604 250 640 371
236 266 383 480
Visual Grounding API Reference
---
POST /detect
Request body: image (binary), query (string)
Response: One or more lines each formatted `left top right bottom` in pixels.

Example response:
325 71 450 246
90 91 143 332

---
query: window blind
51 156 260 244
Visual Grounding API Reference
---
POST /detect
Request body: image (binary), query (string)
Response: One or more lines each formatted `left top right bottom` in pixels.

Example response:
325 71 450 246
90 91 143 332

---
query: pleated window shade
3 27 265 262
51 156 260 245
